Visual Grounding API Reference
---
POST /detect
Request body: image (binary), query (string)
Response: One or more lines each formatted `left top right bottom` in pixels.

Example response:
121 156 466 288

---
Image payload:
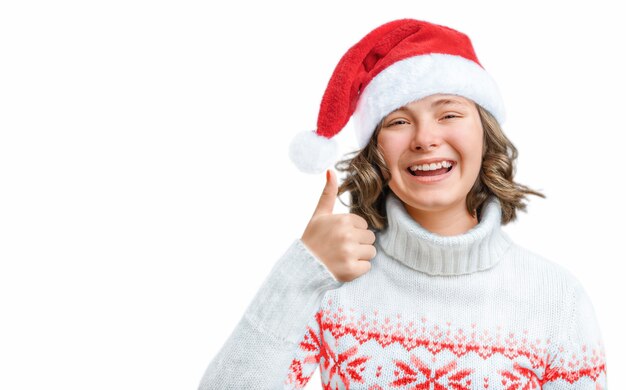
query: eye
387 119 409 127
441 113 460 120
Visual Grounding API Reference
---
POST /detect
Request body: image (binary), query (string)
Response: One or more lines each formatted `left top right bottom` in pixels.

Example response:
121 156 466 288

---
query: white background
0 1 623 389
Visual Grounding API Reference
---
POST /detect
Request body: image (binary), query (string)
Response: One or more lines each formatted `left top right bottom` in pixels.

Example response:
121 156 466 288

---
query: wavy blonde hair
334 103 546 231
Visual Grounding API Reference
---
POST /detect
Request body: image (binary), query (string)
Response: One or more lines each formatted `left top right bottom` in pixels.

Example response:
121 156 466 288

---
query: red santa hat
288 18 505 174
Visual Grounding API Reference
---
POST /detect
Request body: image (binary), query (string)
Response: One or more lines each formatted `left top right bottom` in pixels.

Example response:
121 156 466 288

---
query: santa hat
288 18 505 174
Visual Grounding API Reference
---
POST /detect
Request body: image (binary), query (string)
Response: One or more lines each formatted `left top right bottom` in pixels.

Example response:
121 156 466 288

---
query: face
376 94 484 218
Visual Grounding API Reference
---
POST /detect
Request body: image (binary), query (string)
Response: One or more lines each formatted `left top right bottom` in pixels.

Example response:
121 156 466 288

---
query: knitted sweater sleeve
198 238 343 389
542 278 608 389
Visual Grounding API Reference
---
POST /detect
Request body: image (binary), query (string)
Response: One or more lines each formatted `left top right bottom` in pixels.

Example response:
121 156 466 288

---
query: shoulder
512 243 605 346
505 242 603 335
506 241 585 293
505 243 587 310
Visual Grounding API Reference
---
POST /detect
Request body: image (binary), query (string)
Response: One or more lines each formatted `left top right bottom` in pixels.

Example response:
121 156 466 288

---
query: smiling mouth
407 165 453 177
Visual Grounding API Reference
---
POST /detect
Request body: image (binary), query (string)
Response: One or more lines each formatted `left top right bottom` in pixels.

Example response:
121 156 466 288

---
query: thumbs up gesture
301 170 377 283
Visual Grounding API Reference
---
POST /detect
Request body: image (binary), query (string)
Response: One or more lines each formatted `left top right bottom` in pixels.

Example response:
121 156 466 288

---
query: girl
199 19 607 389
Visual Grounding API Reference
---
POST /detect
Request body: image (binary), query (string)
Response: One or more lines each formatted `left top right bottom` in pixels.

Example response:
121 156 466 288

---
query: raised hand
301 169 376 282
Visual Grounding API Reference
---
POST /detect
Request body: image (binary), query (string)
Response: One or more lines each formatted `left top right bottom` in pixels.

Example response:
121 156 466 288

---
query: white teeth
409 160 453 171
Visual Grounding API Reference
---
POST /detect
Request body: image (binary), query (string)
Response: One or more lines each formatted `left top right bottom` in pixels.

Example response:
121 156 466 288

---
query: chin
394 186 466 210
408 197 458 212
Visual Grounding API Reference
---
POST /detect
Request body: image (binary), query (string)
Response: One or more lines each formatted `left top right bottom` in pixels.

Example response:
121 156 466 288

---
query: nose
410 121 441 151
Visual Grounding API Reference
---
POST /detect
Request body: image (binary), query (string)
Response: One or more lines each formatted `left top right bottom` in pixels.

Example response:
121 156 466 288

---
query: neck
378 192 513 276
403 200 478 236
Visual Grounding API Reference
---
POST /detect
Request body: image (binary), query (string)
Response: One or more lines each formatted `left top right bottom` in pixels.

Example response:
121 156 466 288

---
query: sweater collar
378 192 512 276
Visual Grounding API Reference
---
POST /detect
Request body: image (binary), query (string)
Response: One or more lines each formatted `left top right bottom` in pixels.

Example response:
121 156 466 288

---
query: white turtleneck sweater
198 193 607 389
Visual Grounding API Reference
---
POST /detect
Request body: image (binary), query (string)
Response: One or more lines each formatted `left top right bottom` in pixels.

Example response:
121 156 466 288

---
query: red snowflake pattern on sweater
499 362 541 389
320 342 369 389
391 355 473 389
285 303 606 389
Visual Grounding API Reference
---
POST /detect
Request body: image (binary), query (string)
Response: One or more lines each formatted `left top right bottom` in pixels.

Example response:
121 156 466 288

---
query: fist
301 169 376 282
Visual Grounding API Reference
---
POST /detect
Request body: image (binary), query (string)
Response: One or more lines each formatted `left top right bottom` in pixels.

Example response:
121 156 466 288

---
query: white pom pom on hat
288 130 339 174
288 18 505 175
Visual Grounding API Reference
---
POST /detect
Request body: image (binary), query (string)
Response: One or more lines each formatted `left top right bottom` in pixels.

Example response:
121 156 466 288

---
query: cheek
448 142 482 178
377 135 403 164
452 129 483 159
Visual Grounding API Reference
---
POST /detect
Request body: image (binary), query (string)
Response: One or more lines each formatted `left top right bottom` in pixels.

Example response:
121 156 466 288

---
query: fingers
333 256 373 282
312 169 339 217
354 228 376 245
347 213 369 230
355 243 377 261
353 257 373 274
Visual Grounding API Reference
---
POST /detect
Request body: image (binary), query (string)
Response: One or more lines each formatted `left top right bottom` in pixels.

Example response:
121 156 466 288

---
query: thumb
312 169 339 216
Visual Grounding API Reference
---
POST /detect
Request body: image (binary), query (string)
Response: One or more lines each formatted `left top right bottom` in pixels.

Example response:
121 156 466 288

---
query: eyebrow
430 98 468 109
391 98 468 114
